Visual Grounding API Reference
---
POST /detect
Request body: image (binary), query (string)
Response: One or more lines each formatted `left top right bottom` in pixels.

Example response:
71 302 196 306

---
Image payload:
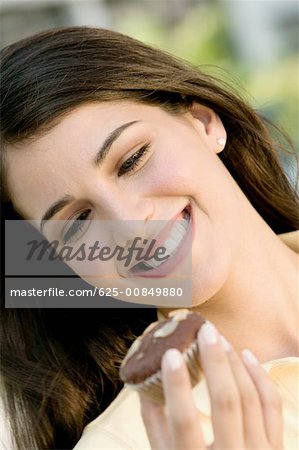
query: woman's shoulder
73 356 299 450
73 387 150 450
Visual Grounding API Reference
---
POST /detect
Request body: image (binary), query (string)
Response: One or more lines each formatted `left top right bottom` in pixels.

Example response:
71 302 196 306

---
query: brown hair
0 307 156 449
1 26 298 449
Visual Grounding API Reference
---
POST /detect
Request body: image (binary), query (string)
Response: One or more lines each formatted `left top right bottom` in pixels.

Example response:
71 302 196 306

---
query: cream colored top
74 231 299 450
74 358 299 450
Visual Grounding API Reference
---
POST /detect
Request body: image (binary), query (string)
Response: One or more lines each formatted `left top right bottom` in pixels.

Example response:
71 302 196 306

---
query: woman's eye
62 209 91 244
118 143 151 176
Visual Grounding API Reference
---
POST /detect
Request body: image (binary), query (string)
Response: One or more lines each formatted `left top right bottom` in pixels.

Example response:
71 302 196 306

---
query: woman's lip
128 204 193 278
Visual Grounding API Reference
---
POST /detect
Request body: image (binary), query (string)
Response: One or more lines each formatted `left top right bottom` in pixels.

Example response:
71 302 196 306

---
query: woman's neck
160 202 299 363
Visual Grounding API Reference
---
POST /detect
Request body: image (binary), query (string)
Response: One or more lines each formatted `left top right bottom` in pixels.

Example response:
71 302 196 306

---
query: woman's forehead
5 100 187 169
10 101 172 151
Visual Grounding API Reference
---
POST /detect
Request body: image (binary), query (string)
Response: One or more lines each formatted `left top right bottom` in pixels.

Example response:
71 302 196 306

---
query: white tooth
164 237 180 255
170 222 186 242
182 217 189 230
143 255 167 269
169 228 183 245
182 216 190 228
145 249 171 268
141 261 155 270
146 257 163 268
169 219 189 242
137 216 189 271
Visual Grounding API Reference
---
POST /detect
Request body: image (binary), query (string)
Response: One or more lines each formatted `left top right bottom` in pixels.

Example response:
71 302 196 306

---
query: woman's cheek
69 257 116 279
143 153 195 194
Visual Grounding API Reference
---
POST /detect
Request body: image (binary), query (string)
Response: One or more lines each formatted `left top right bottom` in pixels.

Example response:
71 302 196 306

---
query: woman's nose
107 198 155 248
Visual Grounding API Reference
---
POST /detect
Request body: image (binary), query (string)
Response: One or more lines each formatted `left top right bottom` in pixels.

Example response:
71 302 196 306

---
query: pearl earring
217 137 226 147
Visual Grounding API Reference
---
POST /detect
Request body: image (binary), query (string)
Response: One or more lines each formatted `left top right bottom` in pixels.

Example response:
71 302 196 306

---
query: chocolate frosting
120 312 205 384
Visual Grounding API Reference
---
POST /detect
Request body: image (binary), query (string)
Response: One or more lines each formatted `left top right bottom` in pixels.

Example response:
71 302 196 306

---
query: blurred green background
1 0 298 161
114 1 298 149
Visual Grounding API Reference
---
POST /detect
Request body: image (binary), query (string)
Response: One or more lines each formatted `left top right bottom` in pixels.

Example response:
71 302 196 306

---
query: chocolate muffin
119 309 206 403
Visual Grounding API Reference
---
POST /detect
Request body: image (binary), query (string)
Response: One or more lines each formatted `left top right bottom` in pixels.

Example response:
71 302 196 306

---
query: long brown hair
1 27 298 449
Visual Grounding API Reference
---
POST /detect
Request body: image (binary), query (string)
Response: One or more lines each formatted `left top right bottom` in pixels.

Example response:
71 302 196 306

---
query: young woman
1 27 298 450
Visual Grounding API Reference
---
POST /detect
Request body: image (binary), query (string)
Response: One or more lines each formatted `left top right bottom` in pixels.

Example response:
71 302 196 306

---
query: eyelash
62 209 91 244
62 144 151 244
118 143 151 176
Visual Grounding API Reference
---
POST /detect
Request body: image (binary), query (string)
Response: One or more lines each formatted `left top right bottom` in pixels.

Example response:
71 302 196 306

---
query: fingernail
199 321 218 345
220 335 231 352
163 348 183 370
242 349 259 365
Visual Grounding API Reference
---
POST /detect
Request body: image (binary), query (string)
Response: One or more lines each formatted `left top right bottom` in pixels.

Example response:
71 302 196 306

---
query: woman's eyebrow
40 120 140 232
93 120 140 166
40 195 74 232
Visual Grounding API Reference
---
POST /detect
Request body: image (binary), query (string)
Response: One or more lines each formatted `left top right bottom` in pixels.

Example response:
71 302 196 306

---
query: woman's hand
139 322 284 450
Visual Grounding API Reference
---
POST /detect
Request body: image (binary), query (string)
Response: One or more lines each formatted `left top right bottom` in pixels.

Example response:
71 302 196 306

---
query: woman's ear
189 102 227 154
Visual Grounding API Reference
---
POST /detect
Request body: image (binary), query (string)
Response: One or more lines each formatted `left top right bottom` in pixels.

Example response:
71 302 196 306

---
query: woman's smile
129 204 192 277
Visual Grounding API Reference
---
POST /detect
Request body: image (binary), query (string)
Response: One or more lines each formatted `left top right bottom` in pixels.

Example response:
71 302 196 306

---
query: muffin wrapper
126 339 202 404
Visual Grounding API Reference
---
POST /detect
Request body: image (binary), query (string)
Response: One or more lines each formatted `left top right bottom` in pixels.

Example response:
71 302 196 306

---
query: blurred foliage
114 2 298 150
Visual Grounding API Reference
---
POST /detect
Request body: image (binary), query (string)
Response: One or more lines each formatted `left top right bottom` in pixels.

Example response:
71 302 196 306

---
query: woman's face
5 101 242 307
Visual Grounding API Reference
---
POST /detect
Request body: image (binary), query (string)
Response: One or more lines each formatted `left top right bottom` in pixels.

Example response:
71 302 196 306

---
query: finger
242 349 284 450
198 322 244 449
219 336 269 448
139 394 170 450
162 348 206 450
